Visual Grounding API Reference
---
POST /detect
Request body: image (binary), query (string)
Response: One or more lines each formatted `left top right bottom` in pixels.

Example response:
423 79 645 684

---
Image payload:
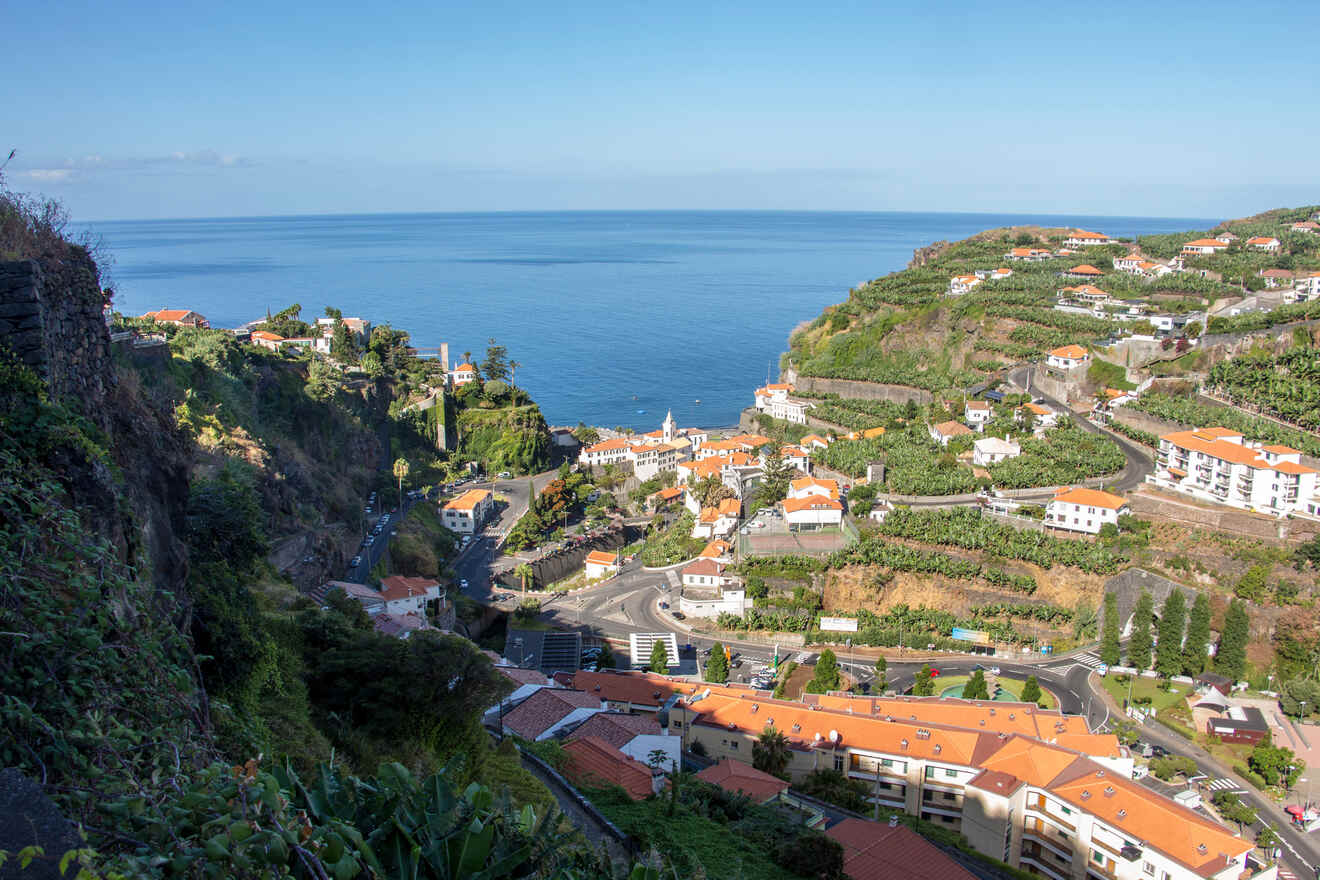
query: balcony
1026 805 1076 833
1020 851 1071 880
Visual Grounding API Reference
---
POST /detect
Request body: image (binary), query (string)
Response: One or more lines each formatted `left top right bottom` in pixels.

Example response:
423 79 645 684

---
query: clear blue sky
8 0 1318 220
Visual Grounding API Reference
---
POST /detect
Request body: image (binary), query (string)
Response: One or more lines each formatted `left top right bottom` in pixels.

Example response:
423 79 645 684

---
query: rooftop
1052 487 1127 510
561 736 655 801
444 488 492 511
501 688 602 740
827 818 978 880
696 758 790 802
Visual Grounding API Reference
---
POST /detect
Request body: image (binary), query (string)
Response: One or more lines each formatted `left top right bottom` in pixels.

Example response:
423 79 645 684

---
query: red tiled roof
565 712 662 750
683 558 726 577
1049 344 1088 359
498 667 550 686
562 736 655 800
826 818 979 880
444 488 491 511
932 420 973 437
570 670 674 707
780 496 843 514
585 550 620 567
1052 487 1127 511
1068 264 1104 275
379 575 440 601
696 758 789 802
501 688 602 739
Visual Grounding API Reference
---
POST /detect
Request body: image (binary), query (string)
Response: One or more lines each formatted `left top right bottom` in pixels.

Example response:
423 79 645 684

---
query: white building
1045 487 1129 535
1045 344 1089 370
972 436 1021 466
1289 271 1320 303
1064 230 1116 247
788 476 840 501
1016 402 1057 429
579 437 633 467
693 497 742 539
451 361 478 386
441 488 494 534
1246 236 1281 252
780 445 812 473
1181 238 1229 256
627 440 686 480
780 495 843 530
584 550 621 580
753 384 814 424
989 267 1013 280
929 420 973 447
681 558 740 590
1005 246 1052 261
964 400 993 430
1154 428 1318 516
948 274 983 296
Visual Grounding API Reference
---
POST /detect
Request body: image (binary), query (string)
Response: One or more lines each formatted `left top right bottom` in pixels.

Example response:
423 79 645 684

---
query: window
943 791 956 801
1142 861 1154 876
833 754 844 772
881 758 894 768
1091 850 1104 865
945 769 957 778
730 741 738 750
1061 806 1072 815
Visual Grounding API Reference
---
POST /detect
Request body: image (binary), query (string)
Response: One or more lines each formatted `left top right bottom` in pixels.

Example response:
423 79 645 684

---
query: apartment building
656 684 1256 880
1154 428 1318 516
441 488 494 534
754 383 815 424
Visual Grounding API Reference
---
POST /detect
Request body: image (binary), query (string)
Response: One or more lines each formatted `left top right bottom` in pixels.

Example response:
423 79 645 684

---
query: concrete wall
1101 568 1199 637
1128 490 1317 543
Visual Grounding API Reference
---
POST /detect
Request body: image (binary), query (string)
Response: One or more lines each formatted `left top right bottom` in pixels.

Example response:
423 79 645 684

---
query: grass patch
1097 674 1186 713
926 674 1056 709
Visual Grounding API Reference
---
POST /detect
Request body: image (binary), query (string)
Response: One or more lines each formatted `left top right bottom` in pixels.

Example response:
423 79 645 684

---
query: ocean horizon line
75 206 1221 227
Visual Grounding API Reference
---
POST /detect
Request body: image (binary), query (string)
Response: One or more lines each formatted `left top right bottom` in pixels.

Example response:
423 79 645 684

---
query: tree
1128 590 1154 672
360 350 383 378
1256 824 1279 853
1183 592 1212 676
1217 599 1250 682
1155 589 1187 678
705 641 729 683
1100 592 1121 667
393 457 410 506
597 642 616 669
514 563 534 594
752 725 791 780
1235 564 1270 601
304 358 337 402
649 640 669 673
508 360 521 386
1021 675 1043 706
1072 598 1097 640
1248 742 1303 788
963 669 989 700
757 445 795 506
809 649 841 693
1280 677 1320 719
482 338 510 383
1211 791 1257 831
873 655 887 692
774 831 845 880
695 474 735 509
913 664 935 696
330 318 359 363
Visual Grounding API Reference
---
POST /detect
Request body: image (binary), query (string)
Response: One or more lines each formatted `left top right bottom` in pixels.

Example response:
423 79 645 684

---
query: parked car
928 668 940 677
458 579 469 589
498 471 512 480
349 555 362 567
659 601 669 609
671 611 686 621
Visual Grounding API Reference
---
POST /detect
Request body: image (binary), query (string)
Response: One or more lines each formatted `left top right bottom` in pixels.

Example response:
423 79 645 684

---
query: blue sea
82 211 1213 430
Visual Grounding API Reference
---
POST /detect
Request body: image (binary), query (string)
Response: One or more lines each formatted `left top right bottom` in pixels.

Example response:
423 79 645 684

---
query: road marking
1204 777 1242 792
1073 652 1105 670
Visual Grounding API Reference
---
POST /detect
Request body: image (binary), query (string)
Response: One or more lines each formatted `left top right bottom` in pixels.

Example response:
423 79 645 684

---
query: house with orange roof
250 329 285 351
1005 246 1052 261
1045 344 1089 370
1258 268 1294 289
754 383 815 425
648 486 684 510
561 736 661 800
678 559 748 618
1057 283 1110 305
1016 401 1058 430
626 440 685 480
141 308 210 328
1045 487 1129 535
989 267 1012 280
583 550 621 580
697 758 794 805
780 494 843 530
578 436 633 467
1155 427 1318 516
929 420 973 447
1064 263 1104 279
1291 220 1320 234
800 433 832 451
1064 230 1116 247
450 361 478 387
1181 238 1229 256
441 488 493 534
692 496 742 539
788 476 839 501
779 444 812 473
948 274 983 296
828 817 977 880
697 539 733 561
1247 236 1281 252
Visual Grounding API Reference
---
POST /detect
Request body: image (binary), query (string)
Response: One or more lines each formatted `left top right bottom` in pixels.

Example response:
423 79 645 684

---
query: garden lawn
927 675 1057 709
1097 674 1186 714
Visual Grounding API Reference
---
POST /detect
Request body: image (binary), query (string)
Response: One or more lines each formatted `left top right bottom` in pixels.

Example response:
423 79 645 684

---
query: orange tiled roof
1052 487 1127 510
1247 237 1278 245
1183 238 1228 248
444 488 491 511
932 420 973 437
697 758 789 802
1263 444 1300 454
791 476 839 494
1068 264 1103 275
251 330 284 341
781 496 843 514
1048 344 1088 359
562 736 655 800
699 539 733 558
584 550 620 567
454 362 477 372
827 818 978 880
1020 403 1051 416
584 437 633 453
378 575 439 601
145 309 198 323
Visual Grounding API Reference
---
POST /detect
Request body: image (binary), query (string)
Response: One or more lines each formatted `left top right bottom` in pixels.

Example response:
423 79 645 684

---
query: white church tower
662 409 676 442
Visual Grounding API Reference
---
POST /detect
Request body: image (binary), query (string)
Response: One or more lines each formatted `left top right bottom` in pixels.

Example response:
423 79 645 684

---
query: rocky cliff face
0 254 192 602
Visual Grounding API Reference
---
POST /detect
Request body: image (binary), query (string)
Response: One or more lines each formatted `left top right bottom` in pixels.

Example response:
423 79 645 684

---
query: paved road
453 470 561 601
1006 364 1153 492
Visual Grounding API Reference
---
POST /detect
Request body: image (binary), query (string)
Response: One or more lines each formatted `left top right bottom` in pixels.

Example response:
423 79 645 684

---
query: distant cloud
13 150 254 184
20 169 74 183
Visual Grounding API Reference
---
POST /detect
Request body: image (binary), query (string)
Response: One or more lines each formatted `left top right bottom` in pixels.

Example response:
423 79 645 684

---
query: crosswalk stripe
1205 777 1238 790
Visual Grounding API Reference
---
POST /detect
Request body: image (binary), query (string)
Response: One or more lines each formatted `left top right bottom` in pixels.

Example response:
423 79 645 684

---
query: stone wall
1101 568 1198 636
1128 489 1317 543
0 258 113 423
782 368 933 405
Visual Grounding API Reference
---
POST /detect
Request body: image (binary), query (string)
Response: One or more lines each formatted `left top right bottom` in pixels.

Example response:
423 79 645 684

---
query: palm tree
393 457 410 507
752 725 791 780
514 562 534 598
509 360 521 386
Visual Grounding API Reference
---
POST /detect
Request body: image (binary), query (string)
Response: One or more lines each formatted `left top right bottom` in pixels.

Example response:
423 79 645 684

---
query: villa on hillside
1045 344 1089 370
141 308 210 328
1064 230 1116 247
972 436 1021 466
442 488 494 534
1246 236 1281 252
1181 238 1229 256
1005 246 1052 261
929 420 973 446
753 384 814 424
1064 264 1104 279
450 361 478 386
1045 487 1129 535
948 274 983 296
